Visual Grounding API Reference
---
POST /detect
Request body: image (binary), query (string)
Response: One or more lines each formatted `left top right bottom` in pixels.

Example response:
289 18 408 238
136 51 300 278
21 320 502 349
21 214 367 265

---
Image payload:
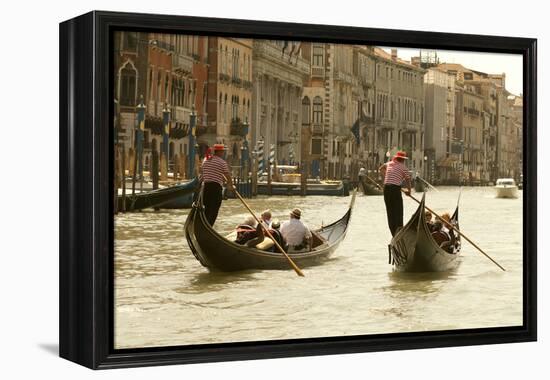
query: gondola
184 188 356 272
117 177 198 211
359 176 383 196
389 193 461 272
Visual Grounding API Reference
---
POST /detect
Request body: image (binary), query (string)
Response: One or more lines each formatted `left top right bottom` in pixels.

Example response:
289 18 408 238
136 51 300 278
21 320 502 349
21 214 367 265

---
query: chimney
391 48 398 61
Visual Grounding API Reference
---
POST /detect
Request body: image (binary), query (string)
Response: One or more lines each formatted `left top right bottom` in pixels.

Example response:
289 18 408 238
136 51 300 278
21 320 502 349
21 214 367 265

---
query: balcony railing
172 54 193 74
311 66 324 77
231 77 242 87
312 124 323 134
219 73 230 82
253 42 310 75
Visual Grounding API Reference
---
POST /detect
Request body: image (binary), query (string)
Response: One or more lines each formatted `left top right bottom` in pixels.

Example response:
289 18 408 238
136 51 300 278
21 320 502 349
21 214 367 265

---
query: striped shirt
383 160 411 186
200 155 230 186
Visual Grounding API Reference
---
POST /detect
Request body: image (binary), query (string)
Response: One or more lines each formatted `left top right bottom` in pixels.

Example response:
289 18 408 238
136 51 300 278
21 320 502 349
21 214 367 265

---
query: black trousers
203 182 223 226
383 184 403 236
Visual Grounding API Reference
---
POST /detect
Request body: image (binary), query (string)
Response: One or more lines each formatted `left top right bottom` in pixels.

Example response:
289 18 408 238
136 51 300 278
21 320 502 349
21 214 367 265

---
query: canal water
114 187 523 349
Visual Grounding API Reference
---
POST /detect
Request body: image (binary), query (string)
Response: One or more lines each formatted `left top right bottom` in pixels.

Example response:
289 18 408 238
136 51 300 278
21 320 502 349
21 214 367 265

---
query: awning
437 156 457 168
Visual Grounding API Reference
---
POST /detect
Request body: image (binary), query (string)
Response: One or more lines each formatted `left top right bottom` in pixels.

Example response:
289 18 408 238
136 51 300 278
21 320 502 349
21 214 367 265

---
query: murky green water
114 187 523 349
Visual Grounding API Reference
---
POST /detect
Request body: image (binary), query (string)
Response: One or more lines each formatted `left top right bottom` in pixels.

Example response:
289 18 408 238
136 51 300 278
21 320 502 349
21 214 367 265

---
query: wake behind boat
389 193 461 272
184 189 356 272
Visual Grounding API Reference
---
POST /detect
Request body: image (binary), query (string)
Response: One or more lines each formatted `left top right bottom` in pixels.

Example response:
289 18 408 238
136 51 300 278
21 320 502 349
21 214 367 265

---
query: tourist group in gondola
116 141 508 276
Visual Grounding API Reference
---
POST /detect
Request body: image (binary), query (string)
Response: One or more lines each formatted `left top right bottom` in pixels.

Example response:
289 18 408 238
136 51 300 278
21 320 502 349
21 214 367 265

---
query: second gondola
389 193 461 272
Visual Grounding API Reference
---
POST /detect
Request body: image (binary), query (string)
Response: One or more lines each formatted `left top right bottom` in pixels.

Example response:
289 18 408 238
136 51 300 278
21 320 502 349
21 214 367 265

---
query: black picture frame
59 10 537 370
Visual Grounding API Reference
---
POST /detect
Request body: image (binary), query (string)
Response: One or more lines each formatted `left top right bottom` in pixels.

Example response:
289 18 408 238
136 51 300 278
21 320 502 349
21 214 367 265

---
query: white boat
495 178 518 198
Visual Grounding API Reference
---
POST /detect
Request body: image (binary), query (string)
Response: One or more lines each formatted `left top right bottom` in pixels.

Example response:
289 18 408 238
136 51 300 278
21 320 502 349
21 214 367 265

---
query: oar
363 175 506 272
232 188 305 277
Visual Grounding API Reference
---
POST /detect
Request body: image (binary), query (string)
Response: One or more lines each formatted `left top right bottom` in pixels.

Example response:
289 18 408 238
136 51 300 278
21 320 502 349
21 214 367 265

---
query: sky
381 47 523 96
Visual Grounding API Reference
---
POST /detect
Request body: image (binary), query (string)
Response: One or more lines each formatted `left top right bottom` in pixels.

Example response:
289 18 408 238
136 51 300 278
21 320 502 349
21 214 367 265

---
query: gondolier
379 151 412 236
200 144 234 226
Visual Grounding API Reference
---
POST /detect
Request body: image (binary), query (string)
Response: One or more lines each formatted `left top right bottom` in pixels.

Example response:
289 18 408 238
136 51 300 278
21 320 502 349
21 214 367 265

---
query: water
114 187 523 349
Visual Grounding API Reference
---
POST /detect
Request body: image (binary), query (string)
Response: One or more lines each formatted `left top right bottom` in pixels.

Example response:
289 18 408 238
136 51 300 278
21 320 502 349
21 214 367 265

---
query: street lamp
162 102 171 174
188 106 196 178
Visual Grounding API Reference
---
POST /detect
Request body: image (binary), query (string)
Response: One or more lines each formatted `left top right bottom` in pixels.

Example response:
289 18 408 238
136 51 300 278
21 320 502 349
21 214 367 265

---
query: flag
351 118 361 145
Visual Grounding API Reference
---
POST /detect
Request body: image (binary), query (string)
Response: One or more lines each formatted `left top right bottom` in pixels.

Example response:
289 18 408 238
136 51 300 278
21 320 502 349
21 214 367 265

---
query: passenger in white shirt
280 208 312 251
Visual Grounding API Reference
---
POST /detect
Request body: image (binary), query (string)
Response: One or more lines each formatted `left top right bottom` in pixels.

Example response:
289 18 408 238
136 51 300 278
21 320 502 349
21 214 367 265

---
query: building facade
206 37 253 168
251 40 310 168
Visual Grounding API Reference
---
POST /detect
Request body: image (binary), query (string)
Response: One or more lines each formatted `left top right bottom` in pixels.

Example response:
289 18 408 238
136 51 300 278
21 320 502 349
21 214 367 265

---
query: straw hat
213 143 227 151
290 208 302 219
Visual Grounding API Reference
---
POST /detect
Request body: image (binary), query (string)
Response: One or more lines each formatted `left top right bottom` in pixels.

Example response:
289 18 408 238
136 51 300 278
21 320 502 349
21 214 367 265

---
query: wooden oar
232 188 305 277
363 175 506 272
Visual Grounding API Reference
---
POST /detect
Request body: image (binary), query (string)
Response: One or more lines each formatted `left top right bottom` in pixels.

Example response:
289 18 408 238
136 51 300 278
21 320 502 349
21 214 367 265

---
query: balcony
334 69 357 85
312 124 323 135
219 73 230 83
172 54 193 75
231 77 243 87
253 42 310 75
196 125 217 136
229 118 248 136
311 66 324 77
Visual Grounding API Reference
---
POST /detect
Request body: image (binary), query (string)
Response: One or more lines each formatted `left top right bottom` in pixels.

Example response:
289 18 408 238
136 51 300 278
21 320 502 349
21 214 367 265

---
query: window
311 138 322 155
120 65 136 106
157 71 162 102
122 32 137 51
313 46 324 67
302 97 311 124
164 74 170 103
313 96 323 124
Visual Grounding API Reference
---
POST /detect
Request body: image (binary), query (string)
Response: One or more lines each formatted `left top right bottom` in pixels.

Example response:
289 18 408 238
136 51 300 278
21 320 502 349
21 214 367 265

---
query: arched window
120 63 137 106
313 96 323 124
302 97 311 125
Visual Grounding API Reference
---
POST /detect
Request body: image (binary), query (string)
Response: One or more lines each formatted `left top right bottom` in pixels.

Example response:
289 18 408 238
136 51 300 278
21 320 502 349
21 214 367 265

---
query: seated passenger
439 212 458 254
235 216 264 247
268 219 286 252
260 209 272 229
280 208 312 251
425 211 435 232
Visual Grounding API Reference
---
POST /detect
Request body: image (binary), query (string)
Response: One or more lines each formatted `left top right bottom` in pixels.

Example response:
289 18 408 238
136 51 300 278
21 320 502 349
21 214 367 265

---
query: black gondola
389 193 461 272
359 176 383 196
118 177 199 211
184 189 356 272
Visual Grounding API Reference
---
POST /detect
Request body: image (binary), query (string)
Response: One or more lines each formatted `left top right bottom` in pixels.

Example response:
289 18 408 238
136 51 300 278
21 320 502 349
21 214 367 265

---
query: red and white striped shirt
383 160 411 186
200 155 230 186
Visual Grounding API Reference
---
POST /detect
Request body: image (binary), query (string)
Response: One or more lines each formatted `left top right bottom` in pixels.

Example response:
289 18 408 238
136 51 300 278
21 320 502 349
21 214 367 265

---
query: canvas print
113 31 523 349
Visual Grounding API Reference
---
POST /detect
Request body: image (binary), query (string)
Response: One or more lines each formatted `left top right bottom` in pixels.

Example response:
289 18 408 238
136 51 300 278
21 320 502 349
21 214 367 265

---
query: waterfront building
114 31 149 147
250 40 310 169
206 37 253 168
423 67 458 184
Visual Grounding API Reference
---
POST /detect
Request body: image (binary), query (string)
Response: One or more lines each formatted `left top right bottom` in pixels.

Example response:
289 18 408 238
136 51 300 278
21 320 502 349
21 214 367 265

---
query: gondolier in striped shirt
379 151 412 236
200 144 234 226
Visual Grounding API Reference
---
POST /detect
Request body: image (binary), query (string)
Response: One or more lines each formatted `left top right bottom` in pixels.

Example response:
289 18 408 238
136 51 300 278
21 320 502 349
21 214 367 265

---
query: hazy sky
381 47 523 96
